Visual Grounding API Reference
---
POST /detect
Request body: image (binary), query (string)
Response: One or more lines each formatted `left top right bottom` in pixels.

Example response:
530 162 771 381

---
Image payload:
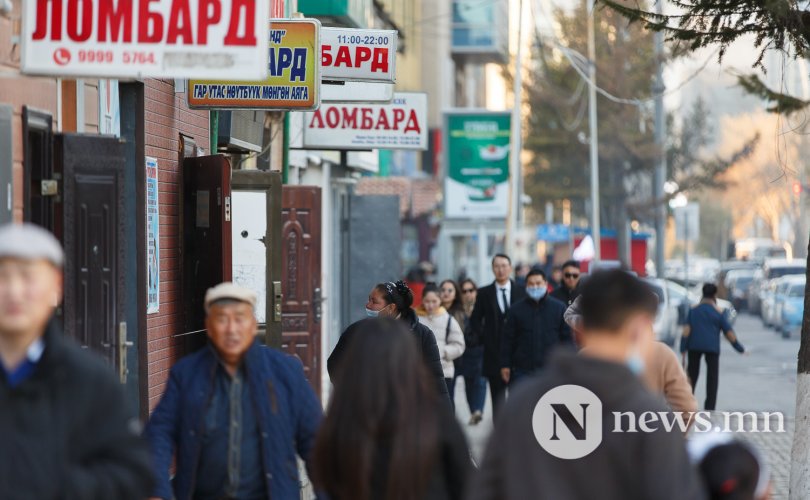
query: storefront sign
444 111 511 219
21 0 270 79
322 81 394 102
321 28 397 82
146 157 160 314
301 92 427 150
188 19 320 110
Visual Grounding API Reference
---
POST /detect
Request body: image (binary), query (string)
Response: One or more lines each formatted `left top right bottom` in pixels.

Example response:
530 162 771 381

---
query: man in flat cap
0 223 154 499
145 282 323 500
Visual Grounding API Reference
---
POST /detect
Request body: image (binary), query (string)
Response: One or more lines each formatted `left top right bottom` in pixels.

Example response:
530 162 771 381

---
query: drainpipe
209 110 218 155
282 112 290 184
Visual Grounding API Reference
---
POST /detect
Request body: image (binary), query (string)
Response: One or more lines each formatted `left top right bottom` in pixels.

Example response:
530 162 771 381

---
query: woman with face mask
326 280 453 408
417 283 466 409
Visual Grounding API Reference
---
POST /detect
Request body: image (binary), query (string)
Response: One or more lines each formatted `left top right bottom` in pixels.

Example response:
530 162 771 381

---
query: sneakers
468 410 483 425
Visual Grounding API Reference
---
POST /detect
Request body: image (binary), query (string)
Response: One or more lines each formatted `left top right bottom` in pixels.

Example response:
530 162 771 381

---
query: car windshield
649 284 665 305
735 277 754 287
789 284 806 297
769 267 806 279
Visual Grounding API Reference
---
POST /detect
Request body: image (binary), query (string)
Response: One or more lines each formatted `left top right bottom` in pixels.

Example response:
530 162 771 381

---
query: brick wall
144 79 209 411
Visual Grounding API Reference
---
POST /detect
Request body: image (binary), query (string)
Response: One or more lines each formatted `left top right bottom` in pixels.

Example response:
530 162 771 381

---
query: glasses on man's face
462 288 476 294
564 273 580 279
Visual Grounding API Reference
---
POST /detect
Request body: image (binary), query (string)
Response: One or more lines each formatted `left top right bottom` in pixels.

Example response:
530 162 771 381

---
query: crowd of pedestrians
0 222 770 499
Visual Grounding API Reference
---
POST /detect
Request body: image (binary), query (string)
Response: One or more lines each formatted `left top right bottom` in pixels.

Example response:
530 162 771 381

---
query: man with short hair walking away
468 254 526 417
471 270 705 500
681 283 745 411
145 282 322 500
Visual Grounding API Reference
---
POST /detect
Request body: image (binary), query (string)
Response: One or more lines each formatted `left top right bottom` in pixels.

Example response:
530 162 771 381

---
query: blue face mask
526 286 547 301
626 351 645 375
365 308 380 318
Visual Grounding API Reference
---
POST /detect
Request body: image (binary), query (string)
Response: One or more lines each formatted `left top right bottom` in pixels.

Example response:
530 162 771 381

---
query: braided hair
375 280 416 323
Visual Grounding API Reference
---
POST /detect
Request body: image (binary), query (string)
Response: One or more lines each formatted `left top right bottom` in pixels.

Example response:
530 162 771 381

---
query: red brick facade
144 79 209 410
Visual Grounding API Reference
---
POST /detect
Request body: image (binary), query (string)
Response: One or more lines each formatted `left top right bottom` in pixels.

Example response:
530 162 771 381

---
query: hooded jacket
417 306 466 378
471 351 706 500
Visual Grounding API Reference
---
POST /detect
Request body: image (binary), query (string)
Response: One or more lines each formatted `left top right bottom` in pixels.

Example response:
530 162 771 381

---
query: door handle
118 322 133 384
313 288 325 323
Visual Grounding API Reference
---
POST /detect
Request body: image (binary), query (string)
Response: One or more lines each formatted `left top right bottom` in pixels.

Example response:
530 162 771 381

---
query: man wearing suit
468 254 526 417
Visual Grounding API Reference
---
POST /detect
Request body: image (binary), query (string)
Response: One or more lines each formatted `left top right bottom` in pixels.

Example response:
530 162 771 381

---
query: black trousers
487 374 507 419
687 351 720 411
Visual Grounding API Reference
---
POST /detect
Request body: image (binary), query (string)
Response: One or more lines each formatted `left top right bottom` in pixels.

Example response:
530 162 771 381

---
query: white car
644 278 680 346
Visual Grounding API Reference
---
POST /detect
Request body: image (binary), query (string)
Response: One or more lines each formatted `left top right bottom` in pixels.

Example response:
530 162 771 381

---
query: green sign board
298 0 371 28
444 111 511 218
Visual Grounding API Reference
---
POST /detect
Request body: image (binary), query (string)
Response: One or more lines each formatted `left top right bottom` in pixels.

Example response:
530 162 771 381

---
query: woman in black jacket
315 318 470 500
327 280 452 406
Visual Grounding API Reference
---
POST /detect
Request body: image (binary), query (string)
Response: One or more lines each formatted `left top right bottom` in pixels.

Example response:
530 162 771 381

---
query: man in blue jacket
145 282 322 500
680 283 745 411
500 269 572 388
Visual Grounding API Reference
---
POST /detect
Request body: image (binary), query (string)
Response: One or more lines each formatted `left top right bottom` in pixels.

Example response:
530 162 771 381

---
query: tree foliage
601 0 810 113
524 3 754 226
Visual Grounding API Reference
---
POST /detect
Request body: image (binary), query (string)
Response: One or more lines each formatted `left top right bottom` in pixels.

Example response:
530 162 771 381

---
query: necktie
501 288 509 314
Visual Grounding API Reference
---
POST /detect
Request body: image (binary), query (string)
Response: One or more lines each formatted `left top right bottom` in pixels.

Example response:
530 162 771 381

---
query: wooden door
281 186 322 395
182 155 233 353
57 134 126 371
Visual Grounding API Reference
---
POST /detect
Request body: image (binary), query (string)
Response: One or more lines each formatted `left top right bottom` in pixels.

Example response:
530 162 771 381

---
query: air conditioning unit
217 110 264 153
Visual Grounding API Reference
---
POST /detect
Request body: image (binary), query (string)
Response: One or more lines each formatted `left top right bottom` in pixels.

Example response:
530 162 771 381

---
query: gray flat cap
205 282 257 311
0 223 64 267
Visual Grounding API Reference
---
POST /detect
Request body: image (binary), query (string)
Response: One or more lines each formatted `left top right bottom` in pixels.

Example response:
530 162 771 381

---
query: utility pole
506 0 524 257
587 0 601 263
653 0 666 276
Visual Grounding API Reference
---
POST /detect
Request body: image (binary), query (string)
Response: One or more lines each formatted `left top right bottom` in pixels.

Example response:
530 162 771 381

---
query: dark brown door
281 186 322 395
57 134 126 369
182 155 232 353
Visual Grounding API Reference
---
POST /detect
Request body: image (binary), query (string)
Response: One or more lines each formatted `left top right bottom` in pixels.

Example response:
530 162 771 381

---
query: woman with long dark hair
314 318 471 500
454 278 487 424
326 280 452 405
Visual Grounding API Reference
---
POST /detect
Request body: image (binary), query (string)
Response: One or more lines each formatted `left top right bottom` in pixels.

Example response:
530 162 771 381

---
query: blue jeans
450 346 486 414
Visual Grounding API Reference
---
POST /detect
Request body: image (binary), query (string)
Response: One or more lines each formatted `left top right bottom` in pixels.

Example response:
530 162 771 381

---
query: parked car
644 278 680 346
724 269 756 311
716 260 759 300
774 276 806 338
750 259 806 316
762 276 802 328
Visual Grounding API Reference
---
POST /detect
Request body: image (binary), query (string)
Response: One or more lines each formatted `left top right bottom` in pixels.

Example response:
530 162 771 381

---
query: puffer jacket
417 307 466 378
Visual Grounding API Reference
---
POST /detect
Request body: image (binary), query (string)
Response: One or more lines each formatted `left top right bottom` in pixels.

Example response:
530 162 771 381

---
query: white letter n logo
550 403 589 440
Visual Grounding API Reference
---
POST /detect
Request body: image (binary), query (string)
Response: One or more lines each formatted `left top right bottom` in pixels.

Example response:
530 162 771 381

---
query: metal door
57 134 127 373
282 186 322 394
182 155 233 353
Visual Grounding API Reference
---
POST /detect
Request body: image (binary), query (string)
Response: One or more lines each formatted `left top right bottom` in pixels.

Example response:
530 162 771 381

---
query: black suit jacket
469 280 526 377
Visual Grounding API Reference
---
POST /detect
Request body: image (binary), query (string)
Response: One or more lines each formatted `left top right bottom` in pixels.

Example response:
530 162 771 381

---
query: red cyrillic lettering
197 0 221 45
325 108 340 128
321 44 333 67
375 109 390 130
167 0 193 44
99 0 133 42
371 48 389 73
356 46 371 66
224 0 257 46
334 45 352 68
67 0 93 42
310 110 324 129
342 107 357 128
393 109 405 128
361 108 373 129
32 0 61 41
138 0 164 43
404 110 421 134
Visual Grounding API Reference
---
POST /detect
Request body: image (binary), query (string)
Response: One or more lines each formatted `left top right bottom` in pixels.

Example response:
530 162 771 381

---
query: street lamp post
587 0 601 263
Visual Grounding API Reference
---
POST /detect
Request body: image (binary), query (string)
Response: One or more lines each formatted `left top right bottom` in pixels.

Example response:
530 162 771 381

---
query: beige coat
417 307 466 378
